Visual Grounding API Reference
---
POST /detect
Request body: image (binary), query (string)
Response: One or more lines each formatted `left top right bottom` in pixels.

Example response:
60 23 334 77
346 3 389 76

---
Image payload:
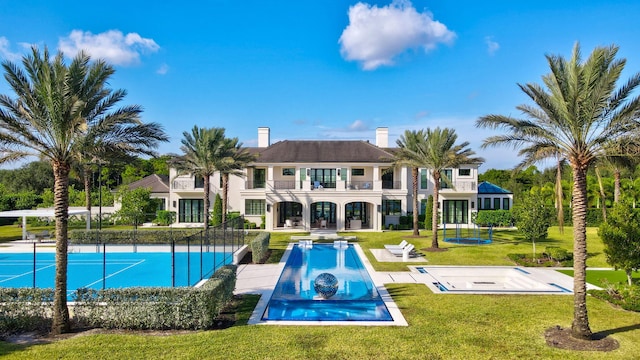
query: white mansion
130 127 512 231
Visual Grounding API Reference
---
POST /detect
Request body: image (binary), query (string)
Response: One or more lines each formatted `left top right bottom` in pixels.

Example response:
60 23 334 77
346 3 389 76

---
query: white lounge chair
384 240 408 251
387 243 415 257
285 219 293 228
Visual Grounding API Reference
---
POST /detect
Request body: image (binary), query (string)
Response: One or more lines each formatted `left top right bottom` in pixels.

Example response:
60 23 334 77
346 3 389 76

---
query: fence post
200 230 203 281
187 234 191 286
102 242 106 289
171 239 175 287
32 242 36 288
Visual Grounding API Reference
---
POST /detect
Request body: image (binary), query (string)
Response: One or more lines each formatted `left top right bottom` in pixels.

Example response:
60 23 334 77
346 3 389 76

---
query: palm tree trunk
52 161 71 335
203 176 210 230
595 166 607 222
222 174 229 224
556 159 564 234
571 165 593 340
84 166 91 212
614 168 621 203
431 171 440 249
412 167 419 236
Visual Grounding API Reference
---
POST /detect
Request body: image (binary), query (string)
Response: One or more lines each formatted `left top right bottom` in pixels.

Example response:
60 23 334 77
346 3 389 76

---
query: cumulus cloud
0 37 22 61
339 0 456 70
485 36 499 55
58 30 159 65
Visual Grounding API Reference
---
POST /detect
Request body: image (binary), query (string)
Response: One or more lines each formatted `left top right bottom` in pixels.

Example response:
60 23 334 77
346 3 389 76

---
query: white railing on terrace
172 179 200 190
440 180 477 192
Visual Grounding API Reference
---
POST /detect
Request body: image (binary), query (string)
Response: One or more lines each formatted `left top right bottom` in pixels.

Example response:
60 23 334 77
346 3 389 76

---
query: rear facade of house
167 127 483 231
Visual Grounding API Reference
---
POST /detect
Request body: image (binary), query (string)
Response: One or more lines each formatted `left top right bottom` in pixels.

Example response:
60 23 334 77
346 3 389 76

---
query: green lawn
558 269 640 288
2 226 640 359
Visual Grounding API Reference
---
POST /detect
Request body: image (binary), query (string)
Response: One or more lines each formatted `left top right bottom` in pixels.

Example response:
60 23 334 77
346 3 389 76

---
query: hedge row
74 265 236 330
474 210 513 227
250 232 270 263
0 288 54 334
69 229 203 244
0 266 236 333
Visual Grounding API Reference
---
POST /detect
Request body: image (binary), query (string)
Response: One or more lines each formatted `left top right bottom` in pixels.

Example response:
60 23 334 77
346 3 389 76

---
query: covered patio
0 209 91 241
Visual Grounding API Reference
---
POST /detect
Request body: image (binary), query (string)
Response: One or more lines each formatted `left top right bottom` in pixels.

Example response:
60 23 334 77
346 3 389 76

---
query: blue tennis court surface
0 251 233 297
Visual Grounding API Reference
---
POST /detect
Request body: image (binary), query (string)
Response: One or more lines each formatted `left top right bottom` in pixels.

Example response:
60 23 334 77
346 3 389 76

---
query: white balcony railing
440 180 476 192
172 179 201 191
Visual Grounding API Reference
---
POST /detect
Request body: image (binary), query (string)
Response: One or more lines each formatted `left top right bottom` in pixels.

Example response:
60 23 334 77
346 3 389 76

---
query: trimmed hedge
0 288 54 334
73 265 237 330
250 232 270 263
475 210 513 227
0 266 236 333
589 284 640 312
69 229 202 244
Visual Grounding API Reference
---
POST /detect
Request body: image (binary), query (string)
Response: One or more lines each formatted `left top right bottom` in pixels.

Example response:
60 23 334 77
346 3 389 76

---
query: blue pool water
0 251 233 297
262 243 392 321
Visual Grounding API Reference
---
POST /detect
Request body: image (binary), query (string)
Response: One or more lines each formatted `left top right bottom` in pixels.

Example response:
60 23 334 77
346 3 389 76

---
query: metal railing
382 181 402 189
245 181 266 189
273 180 296 190
347 181 373 190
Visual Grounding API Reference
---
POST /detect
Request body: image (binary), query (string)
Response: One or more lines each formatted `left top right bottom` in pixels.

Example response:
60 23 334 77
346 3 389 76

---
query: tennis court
0 249 233 298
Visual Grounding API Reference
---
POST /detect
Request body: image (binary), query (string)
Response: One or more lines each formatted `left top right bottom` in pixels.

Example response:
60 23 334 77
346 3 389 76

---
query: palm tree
175 126 225 230
419 128 483 248
215 136 256 224
391 130 428 236
554 156 566 234
0 47 167 334
476 43 640 340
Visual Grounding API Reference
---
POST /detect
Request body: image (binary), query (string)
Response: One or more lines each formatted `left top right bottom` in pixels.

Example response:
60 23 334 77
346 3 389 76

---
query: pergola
0 209 91 240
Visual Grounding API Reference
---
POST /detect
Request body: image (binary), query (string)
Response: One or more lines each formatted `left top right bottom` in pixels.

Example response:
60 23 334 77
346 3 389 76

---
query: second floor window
440 169 453 189
253 168 266 188
194 176 204 189
310 168 336 188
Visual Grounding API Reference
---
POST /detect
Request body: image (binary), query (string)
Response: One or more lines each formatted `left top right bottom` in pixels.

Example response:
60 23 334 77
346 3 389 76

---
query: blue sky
2 0 640 170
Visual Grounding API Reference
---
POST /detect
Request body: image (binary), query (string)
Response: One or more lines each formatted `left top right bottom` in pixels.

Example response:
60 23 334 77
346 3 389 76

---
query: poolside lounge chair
387 244 415 257
384 240 408 251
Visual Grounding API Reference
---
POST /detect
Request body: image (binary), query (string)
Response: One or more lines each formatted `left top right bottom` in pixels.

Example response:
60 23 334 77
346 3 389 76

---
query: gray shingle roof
126 174 170 193
248 140 395 163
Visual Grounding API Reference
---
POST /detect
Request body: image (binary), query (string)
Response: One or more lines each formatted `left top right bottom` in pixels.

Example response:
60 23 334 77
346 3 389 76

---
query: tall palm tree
0 47 167 334
419 128 483 248
215 136 256 224
175 126 225 230
391 129 428 236
476 43 640 340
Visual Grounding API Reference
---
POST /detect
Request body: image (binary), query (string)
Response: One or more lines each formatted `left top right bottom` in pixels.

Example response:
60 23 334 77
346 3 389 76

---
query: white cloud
58 30 159 65
485 36 499 55
348 119 370 131
156 63 169 75
339 0 456 70
0 37 22 61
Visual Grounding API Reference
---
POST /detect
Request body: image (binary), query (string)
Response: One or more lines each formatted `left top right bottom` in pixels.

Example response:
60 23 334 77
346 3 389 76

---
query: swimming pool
261 242 393 322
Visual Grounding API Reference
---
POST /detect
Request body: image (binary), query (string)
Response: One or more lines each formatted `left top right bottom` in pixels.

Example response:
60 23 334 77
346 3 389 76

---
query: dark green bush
589 283 640 312
475 210 513 227
69 229 202 244
544 246 572 262
153 210 175 226
250 232 270 263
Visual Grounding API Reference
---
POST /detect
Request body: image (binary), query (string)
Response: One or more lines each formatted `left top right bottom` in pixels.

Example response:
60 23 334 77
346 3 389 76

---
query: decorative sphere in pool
314 273 338 299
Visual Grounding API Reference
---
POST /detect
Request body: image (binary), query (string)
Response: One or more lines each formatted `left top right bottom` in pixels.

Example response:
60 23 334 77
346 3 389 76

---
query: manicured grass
2 287 640 359
558 269 640 288
3 226 638 359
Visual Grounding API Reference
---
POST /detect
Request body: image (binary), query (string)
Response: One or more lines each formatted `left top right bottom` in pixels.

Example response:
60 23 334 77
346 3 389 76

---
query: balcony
273 180 296 190
440 180 477 192
382 180 402 190
246 181 266 189
172 179 202 191
346 181 373 190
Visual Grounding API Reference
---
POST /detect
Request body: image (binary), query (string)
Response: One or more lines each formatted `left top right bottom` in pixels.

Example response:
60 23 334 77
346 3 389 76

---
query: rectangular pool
262 242 393 321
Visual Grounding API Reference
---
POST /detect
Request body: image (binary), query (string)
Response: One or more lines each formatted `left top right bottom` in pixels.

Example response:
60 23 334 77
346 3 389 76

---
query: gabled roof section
126 174 170 193
478 181 512 194
249 140 395 163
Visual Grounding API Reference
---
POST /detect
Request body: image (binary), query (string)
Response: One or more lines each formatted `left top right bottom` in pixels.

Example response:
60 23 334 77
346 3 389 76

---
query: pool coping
246 242 408 326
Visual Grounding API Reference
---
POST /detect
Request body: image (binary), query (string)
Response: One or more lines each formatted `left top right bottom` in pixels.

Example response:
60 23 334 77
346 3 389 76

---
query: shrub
153 210 175 226
388 224 394 231
0 288 54 334
74 265 237 330
69 229 202 244
544 246 571 262
589 283 640 312
475 210 513 227
250 232 270 263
